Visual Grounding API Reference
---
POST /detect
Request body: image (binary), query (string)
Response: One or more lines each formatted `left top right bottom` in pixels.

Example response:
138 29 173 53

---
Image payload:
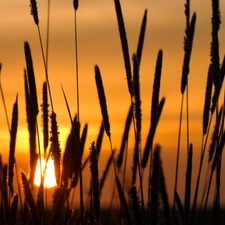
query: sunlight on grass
34 157 57 188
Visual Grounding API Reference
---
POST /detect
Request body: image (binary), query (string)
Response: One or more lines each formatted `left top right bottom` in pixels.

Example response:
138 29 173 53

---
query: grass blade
80 124 88 159
0 64 10 132
132 54 141 185
95 65 111 138
114 0 133 96
24 42 39 117
174 191 184 223
21 171 40 225
211 55 225 114
115 175 133 225
136 9 147 67
61 84 73 124
82 121 104 170
208 106 222 163
181 12 196 94
24 71 38 186
7 95 18 188
203 65 213 135
116 104 133 168
100 150 115 193
141 50 163 168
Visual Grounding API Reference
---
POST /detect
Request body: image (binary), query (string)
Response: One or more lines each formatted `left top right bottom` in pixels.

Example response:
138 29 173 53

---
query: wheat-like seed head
89 142 100 223
42 82 49 153
95 65 111 138
73 0 79 11
24 41 39 117
50 112 61 185
30 0 39 25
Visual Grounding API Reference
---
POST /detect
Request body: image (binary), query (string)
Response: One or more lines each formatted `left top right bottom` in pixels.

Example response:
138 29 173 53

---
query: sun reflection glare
34 157 57 188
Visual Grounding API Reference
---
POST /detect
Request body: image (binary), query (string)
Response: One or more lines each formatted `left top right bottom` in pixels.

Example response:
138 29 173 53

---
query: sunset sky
1 0 225 207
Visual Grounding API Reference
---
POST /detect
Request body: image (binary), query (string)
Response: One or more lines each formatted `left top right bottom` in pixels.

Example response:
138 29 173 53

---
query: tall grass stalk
46 0 51 69
30 0 54 112
73 2 84 215
0 64 10 131
184 144 193 225
21 171 40 225
114 0 132 97
7 95 18 188
141 49 163 168
1 67 23 213
173 0 196 219
89 142 100 224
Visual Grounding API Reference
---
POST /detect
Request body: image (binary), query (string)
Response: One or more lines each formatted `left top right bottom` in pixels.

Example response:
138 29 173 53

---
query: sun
34 157 57 188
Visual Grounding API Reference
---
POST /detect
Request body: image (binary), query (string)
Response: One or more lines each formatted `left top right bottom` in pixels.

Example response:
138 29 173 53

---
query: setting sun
34 157 57 188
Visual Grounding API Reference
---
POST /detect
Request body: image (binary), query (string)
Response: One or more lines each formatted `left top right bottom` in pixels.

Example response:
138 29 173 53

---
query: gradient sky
1 0 225 207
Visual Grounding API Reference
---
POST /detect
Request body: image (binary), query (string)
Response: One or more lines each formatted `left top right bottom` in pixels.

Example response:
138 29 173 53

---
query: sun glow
34 157 57 188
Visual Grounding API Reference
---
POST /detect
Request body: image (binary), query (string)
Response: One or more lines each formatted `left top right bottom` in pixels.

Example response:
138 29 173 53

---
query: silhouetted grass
0 0 225 225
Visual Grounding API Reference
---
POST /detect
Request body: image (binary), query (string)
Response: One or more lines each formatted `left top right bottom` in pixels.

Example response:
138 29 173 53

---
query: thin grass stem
37 26 54 112
172 94 184 222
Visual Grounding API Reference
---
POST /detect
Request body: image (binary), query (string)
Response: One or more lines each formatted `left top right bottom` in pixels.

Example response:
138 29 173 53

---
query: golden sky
1 0 225 207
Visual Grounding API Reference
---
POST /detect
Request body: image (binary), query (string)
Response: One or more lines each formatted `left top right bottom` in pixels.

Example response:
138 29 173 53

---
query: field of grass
0 0 225 224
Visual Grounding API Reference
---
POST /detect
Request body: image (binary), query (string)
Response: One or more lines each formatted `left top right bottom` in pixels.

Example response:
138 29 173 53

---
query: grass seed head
30 0 39 25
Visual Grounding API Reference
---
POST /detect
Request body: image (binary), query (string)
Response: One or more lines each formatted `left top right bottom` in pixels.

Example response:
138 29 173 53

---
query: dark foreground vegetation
0 0 225 224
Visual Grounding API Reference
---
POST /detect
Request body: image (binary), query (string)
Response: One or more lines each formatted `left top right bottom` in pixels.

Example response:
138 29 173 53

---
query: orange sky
1 0 225 207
